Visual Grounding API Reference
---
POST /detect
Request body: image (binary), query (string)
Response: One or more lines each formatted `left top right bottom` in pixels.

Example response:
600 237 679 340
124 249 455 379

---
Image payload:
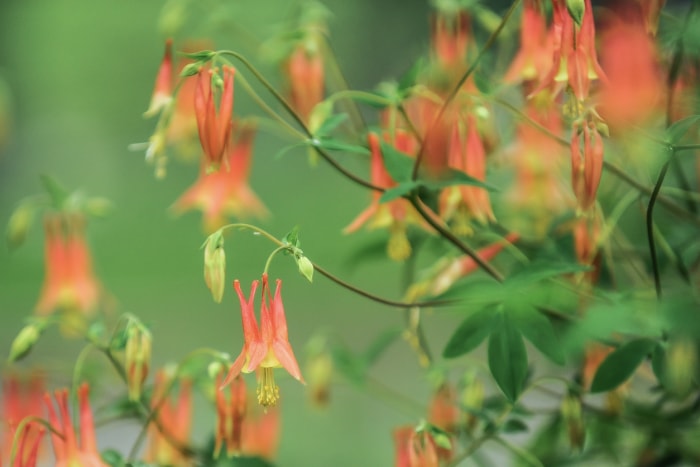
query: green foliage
488 312 529 403
590 338 657 393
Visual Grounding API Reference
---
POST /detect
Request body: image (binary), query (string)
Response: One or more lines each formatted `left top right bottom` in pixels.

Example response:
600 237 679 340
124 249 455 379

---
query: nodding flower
223 274 304 408
2 372 45 467
45 384 107 467
172 122 268 233
36 214 101 331
284 44 324 124
194 66 235 171
144 39 173 118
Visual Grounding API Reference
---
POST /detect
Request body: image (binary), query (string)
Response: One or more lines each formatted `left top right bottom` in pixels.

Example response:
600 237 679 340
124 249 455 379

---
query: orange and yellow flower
223 274 304 408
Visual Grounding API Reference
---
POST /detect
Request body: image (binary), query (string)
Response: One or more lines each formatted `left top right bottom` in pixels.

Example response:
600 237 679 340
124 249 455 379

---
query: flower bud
6 202 35 250
561 394 585 451
8 323 41 362
203 231 226 303
125 324 152 401
296 255 314 283
665 337 697 398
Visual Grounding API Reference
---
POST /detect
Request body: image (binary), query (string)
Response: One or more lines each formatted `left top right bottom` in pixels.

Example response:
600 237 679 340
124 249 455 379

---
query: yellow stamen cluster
257 367 280 408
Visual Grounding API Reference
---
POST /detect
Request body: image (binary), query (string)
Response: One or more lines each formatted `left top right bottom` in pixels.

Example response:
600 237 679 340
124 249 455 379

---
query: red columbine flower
172 122 268 233
439 113 494 232
431 8 470 72
531 0 607 101
393 426 439 467
195 66 235 170
223 274 304 408
503 0 552 84
36 215 100 326
144 39 173 118
344 132 425 261
146 372 192 466
2 372 45 467
215 373 247 458
240 404 280 460
285 44 324 123
45 384 106 467
598 7 664 130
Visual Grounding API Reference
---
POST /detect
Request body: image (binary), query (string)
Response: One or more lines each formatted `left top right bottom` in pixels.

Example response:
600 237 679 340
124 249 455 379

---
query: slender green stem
647 154 673 298
264 245 288 275
408 195 505 283
218 50 383 192
234 71 306 140
673 143 700 152
216 223 456 309
411 0 522 180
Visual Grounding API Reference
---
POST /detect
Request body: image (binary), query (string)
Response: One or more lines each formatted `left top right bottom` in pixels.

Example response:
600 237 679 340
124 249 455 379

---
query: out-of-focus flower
2 372 45 466
215 373 247 458
36 215 101 331
45 384 107 467
506 94 568 237
598 8 664 130
172 123 268 233
406 233 518 300
125 324 152 402
146 372 192 466
503 0 552 84
223 274 304 408
393 426 439 467
531 0 607 102
344 132 425 261
144 39 173 118
241 404 280 461
431 6 471 77
284 44 324 124
194 66 235 170
439 113 495 231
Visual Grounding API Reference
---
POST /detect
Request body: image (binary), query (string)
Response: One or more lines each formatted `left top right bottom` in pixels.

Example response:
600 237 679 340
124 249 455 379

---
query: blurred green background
0 0 504 465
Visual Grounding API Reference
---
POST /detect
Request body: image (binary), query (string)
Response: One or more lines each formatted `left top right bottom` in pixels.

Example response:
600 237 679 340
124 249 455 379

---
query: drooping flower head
223 274 304 408
570 119 604 213
145 371 192 467
344 132 426 261
172 122 268 233
393 426 439 467
2 372 45 466
194 66 235 171
503 0 552 84
285 44 324 124
144 39 173 118
214 373 247 458
36 214 101 332
44 384 107 467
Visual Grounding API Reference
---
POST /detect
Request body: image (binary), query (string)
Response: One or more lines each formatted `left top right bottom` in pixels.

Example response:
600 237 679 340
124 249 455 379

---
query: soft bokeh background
0 0 511 465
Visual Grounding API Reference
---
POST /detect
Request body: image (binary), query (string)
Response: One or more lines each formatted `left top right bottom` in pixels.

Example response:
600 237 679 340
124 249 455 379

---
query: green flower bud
296 255 314 283
203 231 226 303
566 0 586 27
8 324 41 362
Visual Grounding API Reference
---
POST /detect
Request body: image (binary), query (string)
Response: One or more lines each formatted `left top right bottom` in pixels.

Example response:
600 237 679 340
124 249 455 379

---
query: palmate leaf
443 306 500 358
590 338 657 393
488 312 529 403
509 303 565 365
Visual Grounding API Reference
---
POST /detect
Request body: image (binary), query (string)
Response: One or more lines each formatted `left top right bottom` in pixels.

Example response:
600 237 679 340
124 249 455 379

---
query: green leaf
364 327 403 365
272 142 306 159
101 449 126 467
282 226 300 249
488 313 529 402
506 261 591 288
443 307 499 358
378 182 419 203
510 305 565 365
317 139 370 155
424 168 496 191
666 114 700 144
651 342 666 387
379 141 414 182
502 418 529 433
590 338 657 393
346 91 390 109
